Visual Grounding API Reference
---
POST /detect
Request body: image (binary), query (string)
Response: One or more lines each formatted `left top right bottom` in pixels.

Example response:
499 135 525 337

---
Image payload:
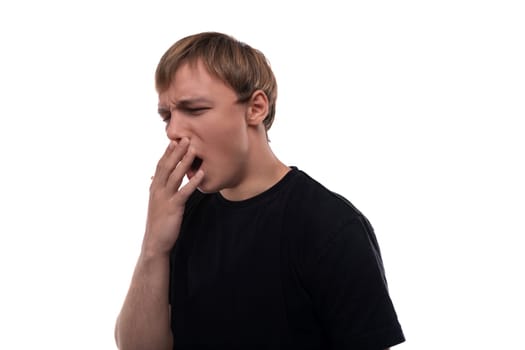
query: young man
115 32 405 350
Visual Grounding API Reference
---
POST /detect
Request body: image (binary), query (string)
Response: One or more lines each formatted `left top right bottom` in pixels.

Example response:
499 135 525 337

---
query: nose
165 111 186 142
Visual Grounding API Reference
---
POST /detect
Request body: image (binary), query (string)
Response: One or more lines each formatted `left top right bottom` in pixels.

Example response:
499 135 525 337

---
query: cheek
204 131 247 170
209 131 247 158
209 117 248 149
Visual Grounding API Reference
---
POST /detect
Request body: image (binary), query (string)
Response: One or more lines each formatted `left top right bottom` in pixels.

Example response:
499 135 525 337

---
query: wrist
140 244 171 263
141 232 176 260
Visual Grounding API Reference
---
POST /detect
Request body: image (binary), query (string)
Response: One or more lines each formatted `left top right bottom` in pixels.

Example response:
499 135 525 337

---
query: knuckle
176 186 189 199
149 183 158 192
149 185 163 197
155 161 164 173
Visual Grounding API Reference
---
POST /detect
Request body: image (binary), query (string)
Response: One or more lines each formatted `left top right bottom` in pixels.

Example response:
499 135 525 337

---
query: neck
220 133 290 201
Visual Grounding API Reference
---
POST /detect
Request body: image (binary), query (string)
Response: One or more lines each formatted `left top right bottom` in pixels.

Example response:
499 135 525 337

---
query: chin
195 178 219 194
194 167 238 195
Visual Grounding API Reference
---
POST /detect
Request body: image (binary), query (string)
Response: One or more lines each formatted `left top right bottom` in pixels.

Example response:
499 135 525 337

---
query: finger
174 169 204 204
154 139 189 186
152 141 177 184
165 146 196 192
161 139 191 186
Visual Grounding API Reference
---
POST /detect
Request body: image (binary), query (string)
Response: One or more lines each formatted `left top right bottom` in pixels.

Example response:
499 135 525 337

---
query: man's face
157 60 250 193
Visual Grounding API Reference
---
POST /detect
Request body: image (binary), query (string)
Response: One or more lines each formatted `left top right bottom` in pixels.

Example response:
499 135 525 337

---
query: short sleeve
302 215 405 349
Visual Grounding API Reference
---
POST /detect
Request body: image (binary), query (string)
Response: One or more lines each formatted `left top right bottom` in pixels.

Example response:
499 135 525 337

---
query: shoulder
283 169 374 264
285 169 363 227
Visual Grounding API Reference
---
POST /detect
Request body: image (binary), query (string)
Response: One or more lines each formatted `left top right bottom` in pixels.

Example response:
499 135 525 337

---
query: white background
1 1 524 349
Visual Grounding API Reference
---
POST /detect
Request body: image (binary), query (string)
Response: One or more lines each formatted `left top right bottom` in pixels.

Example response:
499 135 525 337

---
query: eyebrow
176 97 213 107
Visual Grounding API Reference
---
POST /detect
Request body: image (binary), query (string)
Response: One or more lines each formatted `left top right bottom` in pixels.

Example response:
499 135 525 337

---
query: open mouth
190 156 203 171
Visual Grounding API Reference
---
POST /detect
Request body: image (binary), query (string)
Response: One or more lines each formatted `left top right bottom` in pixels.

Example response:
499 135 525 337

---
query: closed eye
159 112 171 123
183 107 210 116
157 105 210 124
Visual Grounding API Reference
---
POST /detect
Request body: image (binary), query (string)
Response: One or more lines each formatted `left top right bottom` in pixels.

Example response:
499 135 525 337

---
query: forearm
115 251 173 350
115 138 203 349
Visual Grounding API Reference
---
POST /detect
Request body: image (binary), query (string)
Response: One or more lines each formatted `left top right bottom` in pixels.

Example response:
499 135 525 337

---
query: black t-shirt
169 167 405 349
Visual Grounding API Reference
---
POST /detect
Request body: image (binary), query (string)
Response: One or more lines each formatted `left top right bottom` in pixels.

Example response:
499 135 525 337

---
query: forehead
158 60 236 107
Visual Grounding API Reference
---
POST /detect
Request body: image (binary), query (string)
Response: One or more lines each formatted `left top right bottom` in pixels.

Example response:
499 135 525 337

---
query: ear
246 90 269 126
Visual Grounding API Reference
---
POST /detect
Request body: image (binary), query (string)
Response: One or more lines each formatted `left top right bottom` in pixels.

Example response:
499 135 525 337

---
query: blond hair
155 32 278 131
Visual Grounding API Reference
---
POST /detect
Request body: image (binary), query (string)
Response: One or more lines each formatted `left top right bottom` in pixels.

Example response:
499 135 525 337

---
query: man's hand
143 137 204 256
115 138 204 350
